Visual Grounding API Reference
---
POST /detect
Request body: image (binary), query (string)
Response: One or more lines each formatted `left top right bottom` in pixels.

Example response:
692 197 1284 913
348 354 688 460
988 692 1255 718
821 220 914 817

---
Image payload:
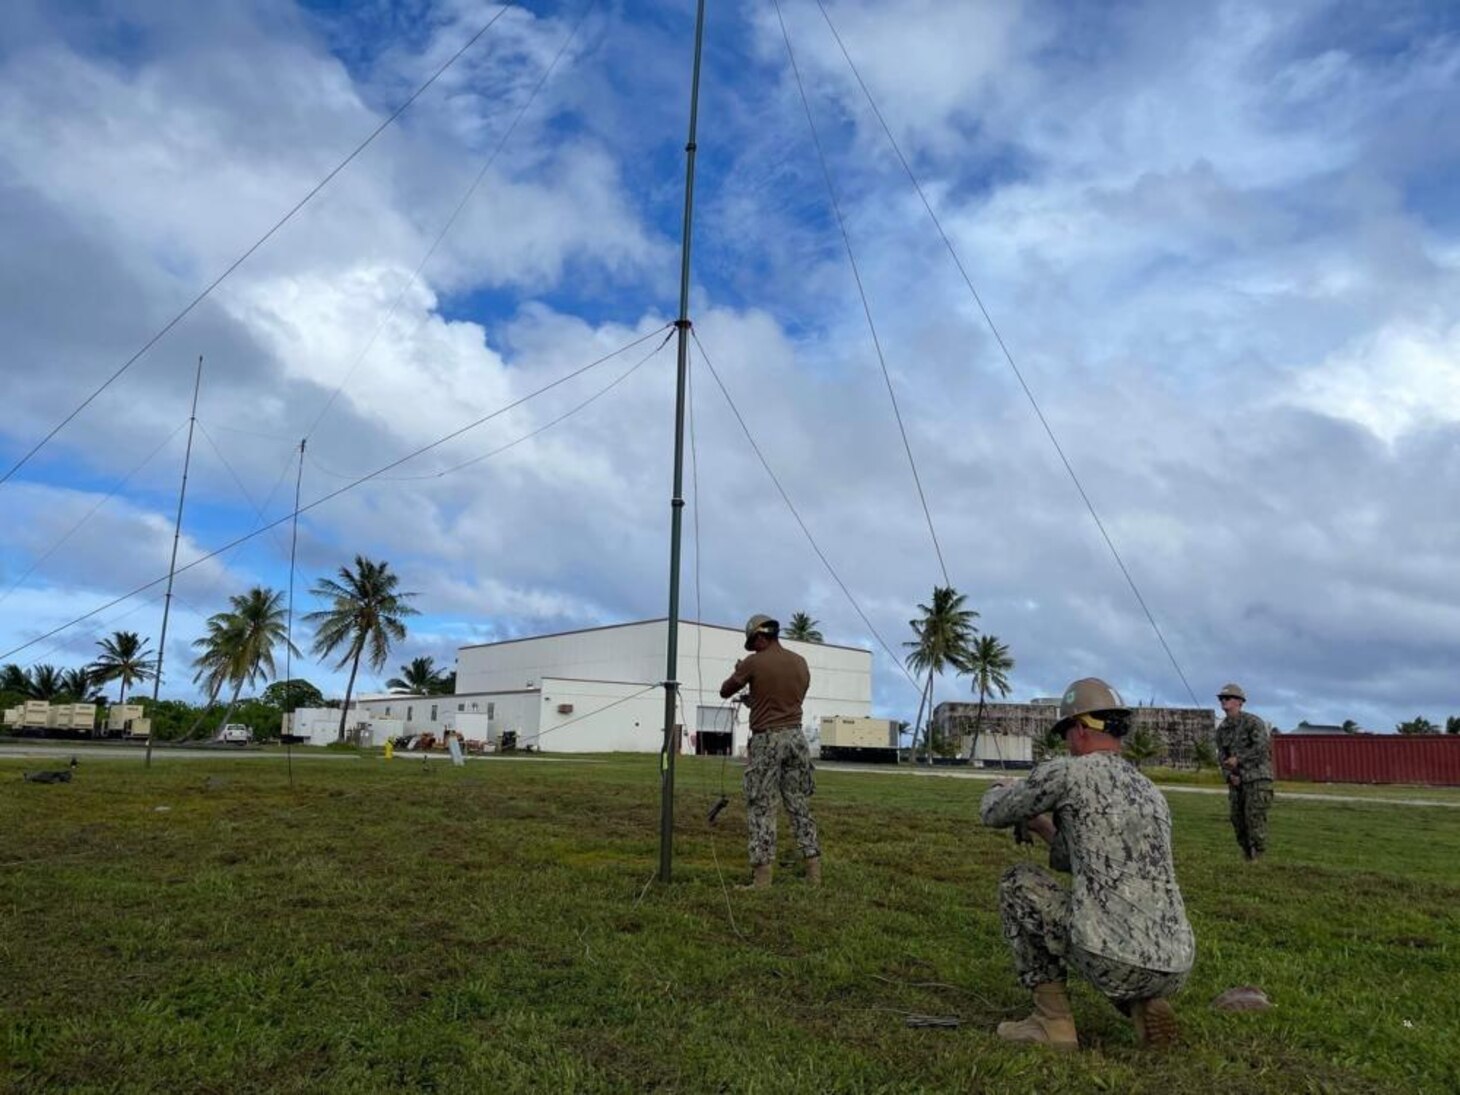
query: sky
1 0 1458 733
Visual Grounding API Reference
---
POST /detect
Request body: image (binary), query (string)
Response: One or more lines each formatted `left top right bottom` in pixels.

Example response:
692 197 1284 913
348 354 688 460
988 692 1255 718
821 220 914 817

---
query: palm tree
1 663 29 694
305 556 418 743
783 612 824 643
386 655 445 695
26 664 65 701
188 613 242 735
189 588 297 738
965 634 1015 758
59 666 102 703
904 586 978 762
89 631 156 703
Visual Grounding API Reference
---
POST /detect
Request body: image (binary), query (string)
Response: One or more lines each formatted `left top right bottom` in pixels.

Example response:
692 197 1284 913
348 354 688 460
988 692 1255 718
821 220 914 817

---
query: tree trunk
336 644 364 743
971 685 987 765
212 678 246 740
183 682 224 741
917 671 935 764
908 673 928 761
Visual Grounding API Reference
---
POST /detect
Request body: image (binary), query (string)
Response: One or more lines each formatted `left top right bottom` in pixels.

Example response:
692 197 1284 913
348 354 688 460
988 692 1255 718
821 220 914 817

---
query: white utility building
366 618 872 755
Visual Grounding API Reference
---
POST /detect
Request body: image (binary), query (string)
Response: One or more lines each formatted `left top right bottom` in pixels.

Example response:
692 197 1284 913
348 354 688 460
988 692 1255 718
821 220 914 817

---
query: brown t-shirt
722 643 810 731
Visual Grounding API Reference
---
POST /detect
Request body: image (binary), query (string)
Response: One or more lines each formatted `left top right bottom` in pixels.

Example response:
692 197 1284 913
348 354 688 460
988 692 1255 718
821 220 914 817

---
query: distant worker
719 614 821 889
979 678 1194 1050
1214 682 1273 861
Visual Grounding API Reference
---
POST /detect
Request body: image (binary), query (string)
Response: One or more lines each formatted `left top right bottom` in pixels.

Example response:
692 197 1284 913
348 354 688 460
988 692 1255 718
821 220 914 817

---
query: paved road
818 761 1460 809
0 743 602 764
4 744 1452 807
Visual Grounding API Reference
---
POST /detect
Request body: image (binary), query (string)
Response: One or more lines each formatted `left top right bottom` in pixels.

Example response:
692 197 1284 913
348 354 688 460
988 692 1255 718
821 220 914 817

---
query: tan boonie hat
1047 677 1129 744
1217 683 1246 702
743 614 778 650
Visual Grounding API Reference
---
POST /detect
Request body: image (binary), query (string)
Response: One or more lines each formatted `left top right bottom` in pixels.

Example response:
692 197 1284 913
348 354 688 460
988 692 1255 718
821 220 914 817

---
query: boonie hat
1217 683 1246 702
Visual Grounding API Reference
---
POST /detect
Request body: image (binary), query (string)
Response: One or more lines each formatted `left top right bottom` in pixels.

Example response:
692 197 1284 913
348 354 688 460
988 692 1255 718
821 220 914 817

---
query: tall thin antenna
658 0 707 884
283 438 305 790
146 355 203 768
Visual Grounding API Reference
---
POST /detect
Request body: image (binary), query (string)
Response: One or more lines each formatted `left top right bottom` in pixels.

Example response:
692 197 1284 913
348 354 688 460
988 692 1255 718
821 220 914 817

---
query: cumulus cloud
2 0 1459 733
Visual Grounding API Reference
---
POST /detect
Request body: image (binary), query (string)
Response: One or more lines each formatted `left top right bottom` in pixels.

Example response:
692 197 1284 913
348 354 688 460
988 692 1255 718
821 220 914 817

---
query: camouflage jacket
1215 711 1273 782
981 752 1195 974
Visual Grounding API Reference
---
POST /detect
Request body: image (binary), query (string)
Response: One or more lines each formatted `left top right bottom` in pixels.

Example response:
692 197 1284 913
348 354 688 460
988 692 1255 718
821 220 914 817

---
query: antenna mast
283 438 306 789
145 355 203 768
658 0 707 883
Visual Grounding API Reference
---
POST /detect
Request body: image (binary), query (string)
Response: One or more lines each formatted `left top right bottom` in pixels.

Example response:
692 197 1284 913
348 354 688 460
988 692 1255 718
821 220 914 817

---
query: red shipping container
1273 734 1460 786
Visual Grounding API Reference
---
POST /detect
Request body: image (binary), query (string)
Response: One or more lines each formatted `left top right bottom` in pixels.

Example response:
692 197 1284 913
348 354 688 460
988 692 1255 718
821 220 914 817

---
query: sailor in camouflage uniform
980 678 1195 1050
720 614 821 889
1214 682 1273 861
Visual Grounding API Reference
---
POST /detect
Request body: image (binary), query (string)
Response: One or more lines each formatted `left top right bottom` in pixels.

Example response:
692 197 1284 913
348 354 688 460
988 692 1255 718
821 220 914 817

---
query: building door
695 705 733 756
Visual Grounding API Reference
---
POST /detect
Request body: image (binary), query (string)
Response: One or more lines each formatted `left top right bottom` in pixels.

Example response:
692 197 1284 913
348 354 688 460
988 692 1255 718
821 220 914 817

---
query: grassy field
3 752 1458 1093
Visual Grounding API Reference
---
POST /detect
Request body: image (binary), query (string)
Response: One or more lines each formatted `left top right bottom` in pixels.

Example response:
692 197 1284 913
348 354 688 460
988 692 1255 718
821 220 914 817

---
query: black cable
303 0 599 442
0 325 672 663
811 0 1199 708
0 9 511 490
770 0 949 588
195 421 295 559
0 421 186 609
691 330 921 696
305 328 673 483
529 682 662 745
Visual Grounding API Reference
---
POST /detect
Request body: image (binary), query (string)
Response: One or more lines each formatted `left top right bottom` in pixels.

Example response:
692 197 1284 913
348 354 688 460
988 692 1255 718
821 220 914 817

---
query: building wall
454 620 872 754
932 700 1217 765
458 620 870 707
352 691 541 742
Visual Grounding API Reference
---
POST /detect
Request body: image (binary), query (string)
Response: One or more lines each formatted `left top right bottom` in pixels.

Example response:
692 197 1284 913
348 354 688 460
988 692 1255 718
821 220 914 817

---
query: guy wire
0 8 512 489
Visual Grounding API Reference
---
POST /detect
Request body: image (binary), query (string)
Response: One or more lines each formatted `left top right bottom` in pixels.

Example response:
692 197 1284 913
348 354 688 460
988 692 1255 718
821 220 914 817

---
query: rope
0 421 186 609
0 325 673 663
770 0 949 587
304 328 673 483
527 682 662 746
195 421 295 559
691 331 921 696
303 0 599 443
0 9 511 489
810 0 1199 708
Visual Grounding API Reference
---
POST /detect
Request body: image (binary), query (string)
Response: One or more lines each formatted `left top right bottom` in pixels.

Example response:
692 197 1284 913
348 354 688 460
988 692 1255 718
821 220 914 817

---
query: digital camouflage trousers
998 862 1188 1004
744 726 820 867
1228 779 1273 858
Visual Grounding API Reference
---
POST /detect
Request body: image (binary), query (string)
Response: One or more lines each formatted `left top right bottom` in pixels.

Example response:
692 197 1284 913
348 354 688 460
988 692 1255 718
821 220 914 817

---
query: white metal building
374 618 873 755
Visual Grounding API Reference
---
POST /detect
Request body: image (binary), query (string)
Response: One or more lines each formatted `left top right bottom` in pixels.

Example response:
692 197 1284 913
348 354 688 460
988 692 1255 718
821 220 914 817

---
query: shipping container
1273 734 1460 787
107 703 145 731
820 715 898 762
970 732 1034 768
821 716 898 749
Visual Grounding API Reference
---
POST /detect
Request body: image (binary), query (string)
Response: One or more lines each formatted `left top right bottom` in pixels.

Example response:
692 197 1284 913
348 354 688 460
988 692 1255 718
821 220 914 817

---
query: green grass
3 754 1458 1093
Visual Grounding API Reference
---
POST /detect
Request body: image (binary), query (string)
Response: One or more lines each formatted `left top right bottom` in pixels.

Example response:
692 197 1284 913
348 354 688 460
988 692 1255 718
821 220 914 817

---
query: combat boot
1130 997 1179 1048
738 863 772 890
804 855 822 886
996 982 1078 1051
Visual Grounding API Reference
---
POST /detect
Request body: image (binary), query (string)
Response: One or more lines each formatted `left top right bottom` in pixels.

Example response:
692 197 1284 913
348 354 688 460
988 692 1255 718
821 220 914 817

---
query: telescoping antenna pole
146 355 203 768
658 0 707 883
283 438 305 790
